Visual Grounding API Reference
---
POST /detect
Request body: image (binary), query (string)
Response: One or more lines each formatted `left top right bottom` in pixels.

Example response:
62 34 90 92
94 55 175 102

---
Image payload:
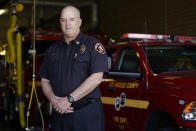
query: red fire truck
100 33 196 131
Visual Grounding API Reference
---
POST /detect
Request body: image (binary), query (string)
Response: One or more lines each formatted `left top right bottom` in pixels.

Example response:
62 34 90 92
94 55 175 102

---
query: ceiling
0 0 99 45
2 0 196 45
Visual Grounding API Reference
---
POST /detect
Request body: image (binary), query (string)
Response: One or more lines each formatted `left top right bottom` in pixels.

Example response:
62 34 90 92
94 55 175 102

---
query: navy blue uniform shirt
39 32 108 99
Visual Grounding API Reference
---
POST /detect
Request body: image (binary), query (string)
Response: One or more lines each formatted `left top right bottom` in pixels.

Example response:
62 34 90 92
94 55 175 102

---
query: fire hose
26 0 45 130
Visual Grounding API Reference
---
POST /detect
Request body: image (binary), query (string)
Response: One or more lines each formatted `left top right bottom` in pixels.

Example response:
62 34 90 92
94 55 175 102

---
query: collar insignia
76 41 80 45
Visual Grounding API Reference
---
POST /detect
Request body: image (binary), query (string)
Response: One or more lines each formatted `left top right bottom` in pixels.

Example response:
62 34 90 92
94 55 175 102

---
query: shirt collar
72 32 83 45
60 32 83 46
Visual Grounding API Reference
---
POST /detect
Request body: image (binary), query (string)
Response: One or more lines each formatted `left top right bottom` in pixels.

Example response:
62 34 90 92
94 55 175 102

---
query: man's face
60 7 82 38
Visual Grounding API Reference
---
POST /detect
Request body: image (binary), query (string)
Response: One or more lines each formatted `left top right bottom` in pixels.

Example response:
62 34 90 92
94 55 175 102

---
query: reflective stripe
126 99 149 109
101 96 149 109
101 97 115 105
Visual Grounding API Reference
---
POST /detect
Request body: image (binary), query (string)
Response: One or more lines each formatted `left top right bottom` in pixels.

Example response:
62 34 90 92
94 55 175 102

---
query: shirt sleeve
89 40 109 74
38 49 50 80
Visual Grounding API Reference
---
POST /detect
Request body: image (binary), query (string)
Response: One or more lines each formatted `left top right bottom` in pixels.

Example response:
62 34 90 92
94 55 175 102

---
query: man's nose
66 20 71 26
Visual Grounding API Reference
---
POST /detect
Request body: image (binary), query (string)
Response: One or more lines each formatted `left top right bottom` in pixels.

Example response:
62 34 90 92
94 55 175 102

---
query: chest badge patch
80 44 86 54
95 43 105 54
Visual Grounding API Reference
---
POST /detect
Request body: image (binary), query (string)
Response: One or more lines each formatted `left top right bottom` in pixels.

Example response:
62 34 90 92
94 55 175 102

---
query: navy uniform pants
51 99 105 131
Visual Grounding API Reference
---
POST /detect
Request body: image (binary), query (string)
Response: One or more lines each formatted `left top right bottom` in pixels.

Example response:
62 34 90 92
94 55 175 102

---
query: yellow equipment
6 1 44 130
6 2 25 128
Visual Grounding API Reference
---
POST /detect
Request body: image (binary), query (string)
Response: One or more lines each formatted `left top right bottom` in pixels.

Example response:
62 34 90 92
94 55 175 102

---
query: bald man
39 5 108 131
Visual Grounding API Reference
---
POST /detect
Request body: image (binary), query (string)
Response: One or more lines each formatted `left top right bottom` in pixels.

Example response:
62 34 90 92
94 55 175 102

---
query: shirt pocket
74 55 89 70
47 54 59 77
75 55 89 62
48 54 59 64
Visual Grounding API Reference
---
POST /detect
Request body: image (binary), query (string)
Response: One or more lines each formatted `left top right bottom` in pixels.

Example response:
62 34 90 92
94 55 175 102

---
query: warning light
122 33 196 43
16 3 24 12
122 33 170 40
174 36 196 42
182 101 196 121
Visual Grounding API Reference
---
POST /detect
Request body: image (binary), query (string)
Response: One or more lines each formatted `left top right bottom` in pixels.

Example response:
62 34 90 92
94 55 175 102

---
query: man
39 5 108 131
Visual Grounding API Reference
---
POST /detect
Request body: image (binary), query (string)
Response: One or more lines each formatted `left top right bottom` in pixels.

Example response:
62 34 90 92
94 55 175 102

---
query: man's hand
41 78 74 114
50 95 59 108
51 96 74 114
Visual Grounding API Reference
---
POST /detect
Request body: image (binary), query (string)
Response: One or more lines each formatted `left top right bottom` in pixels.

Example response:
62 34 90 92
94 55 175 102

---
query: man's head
60 6 82 39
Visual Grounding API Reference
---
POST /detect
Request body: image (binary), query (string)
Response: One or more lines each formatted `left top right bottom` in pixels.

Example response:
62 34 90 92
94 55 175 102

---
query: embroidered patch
95 43 105 54
80 44 86 54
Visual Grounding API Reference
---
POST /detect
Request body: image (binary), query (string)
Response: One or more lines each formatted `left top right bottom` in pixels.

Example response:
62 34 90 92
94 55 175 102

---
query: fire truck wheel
145 111 178 131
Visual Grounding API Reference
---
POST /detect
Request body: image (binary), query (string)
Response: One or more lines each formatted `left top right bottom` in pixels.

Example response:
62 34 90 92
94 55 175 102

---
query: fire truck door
101 47 148 131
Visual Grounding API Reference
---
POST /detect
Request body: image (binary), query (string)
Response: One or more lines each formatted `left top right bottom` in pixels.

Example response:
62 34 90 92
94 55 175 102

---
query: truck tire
146 111 178 131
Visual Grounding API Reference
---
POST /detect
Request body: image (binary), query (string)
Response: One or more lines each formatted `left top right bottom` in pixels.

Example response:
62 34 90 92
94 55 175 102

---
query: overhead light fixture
0 9 8 15
0 50 6 56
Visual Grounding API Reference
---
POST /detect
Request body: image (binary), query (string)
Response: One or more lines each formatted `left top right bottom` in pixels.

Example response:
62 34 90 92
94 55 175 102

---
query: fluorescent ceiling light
0 9 8 15
0 50 6 56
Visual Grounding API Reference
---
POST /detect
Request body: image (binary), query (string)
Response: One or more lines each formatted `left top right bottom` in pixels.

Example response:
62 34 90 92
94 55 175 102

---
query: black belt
71 98 98 110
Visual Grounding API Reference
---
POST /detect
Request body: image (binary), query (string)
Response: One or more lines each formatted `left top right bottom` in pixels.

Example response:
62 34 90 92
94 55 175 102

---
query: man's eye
70 19 75 21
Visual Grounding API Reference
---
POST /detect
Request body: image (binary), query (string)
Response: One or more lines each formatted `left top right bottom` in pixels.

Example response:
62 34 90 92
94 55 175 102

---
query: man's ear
79 18 82 27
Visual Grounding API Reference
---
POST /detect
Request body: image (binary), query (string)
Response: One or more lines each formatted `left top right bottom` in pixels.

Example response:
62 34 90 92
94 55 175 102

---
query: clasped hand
51 96 74 114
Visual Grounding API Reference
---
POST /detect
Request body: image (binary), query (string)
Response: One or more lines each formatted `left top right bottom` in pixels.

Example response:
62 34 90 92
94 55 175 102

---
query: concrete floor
0 121 44 131
0 122 21 131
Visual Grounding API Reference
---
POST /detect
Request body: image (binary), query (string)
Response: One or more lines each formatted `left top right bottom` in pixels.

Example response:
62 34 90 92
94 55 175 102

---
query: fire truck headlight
182 101 196 121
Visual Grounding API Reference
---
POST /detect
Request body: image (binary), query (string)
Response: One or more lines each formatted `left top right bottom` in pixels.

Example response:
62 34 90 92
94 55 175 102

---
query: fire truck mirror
108 57 112 69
